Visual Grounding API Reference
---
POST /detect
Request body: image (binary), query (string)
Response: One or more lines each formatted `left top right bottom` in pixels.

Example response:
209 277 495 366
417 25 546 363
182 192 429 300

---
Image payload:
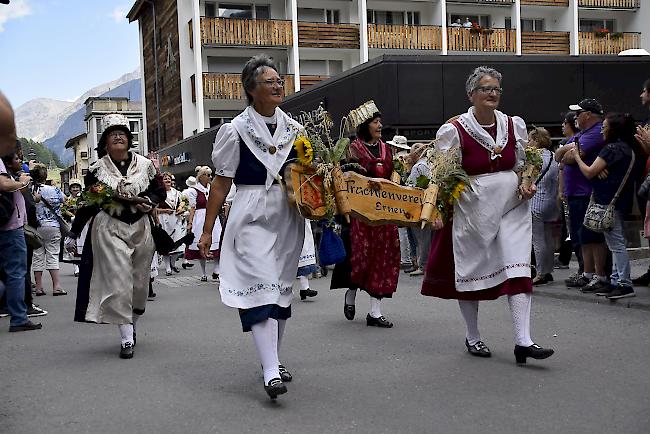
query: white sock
458 300 481 346
165 256 172 273
119 324 134 346
74 264 79 274
251 319 280 384
298 276 309 290
277 319 286 356
507 293 534 347
345 289 357 305
199 259 207 276
369 297 382 318
213 260 220 275
583 272 594 279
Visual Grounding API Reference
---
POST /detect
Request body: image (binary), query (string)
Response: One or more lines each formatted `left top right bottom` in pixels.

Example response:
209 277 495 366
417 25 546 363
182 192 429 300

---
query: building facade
63 133 90 183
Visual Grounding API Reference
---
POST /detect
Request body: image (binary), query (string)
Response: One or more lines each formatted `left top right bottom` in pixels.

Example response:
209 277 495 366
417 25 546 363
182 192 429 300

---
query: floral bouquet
82 183 123 215
60 197 80 219
391 155 408 184
418 144 472 227
177 195 190 214
519 147 543 197
292 104 356 223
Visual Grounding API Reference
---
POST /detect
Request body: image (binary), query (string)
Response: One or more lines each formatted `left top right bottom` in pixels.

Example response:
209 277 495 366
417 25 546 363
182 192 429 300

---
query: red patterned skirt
421 224 532 300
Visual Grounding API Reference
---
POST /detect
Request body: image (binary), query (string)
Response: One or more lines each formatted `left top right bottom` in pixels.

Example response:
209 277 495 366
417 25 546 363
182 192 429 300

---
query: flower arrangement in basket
417 144 472 227
518 146 544 198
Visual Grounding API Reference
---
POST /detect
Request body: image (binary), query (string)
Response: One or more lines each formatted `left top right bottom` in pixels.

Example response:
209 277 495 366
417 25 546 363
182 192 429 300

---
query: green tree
17 137 63 168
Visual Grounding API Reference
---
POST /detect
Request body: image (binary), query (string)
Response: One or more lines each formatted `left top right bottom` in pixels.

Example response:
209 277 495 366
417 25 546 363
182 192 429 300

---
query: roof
127 0 146 23
65 133 87 149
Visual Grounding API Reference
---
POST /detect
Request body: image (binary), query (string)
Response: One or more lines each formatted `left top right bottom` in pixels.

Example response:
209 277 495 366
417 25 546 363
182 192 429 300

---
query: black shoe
514 344 554 364
133 330 137 347
165 271 173 276
181 262 194 269
278 364 292 382
545 273 554 282
148 291 156 300
120 342 134 359
172 266 180 273
344 303 355 321
402 266 418 274
9 320 42 332
465 339 491 358
300 288 318 300
632 272 650 286
366 314 393 328
565 274 589 288
581 278 609 293
212 273 219 280
27 304 48 317
595 284 615 296
264 378 287 399
321 267 328 277
606 285 636 300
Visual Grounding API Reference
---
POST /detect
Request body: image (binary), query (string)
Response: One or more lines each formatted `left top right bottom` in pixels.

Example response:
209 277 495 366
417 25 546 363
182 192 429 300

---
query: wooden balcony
521 0 569 6
203 73 296 100
368 24 442 50
300 75 328 90
200 17 292 47
447 28 516 53
578 0 639 8
448 0 514 4
298 22 360 49
578 32 640 55
522 31 570 54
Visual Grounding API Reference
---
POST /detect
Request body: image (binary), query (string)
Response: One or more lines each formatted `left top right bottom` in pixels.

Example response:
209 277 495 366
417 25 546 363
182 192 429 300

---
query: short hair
603 112 636 145
356 112 382 142
241 55 278 105
31 163 48 183
466 66 502 95
529 126 552 149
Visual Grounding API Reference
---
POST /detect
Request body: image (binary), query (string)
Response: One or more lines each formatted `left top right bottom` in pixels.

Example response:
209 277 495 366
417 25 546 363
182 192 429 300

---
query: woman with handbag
569 112 637 300
528 127 560 286
70 113 166 359
422 66 554 364
30 164 67 297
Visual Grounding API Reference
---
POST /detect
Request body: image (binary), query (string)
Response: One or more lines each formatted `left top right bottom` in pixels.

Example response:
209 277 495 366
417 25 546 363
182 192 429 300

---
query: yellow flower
294 136 314 166
448 182 465 204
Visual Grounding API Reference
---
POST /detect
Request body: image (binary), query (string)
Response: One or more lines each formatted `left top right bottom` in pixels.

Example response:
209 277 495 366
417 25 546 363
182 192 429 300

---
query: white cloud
110 5 128 24
0 0 32 32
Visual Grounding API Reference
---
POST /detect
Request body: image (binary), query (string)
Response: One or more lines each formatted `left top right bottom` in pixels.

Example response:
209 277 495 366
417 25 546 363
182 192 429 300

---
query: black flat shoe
344 303 355 320
264 378 287 399
181 263 194 269
212 273 219 280
300 288 318 300
366 314 393 328
278 364 292 382
465 339 491 358
120 342 134 359
172 266 180 273
514 344 554 364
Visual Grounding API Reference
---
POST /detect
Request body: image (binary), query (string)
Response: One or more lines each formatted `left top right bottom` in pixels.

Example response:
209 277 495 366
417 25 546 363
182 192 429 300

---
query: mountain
43 77 142 164
15 98 73 142
15 69 141 162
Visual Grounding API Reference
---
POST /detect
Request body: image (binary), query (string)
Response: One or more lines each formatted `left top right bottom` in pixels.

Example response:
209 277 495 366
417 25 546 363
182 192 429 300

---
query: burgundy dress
349 139 400 297
421 118 533 300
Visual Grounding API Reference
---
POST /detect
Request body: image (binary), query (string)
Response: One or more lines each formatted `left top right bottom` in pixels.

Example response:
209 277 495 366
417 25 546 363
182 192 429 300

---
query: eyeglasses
108 131 128 138
256 79 285 87
475 86 503 95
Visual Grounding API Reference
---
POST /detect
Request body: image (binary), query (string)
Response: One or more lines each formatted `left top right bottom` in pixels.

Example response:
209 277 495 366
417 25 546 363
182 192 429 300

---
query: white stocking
369 297 382 318
458 300 481 346
277 319 286 356
213 260 220 275
119 324 134 345
298 276 309 290
345 289 357 305
165 255 172 273
251 319 280 384
507 293 534 347
199 259 207 276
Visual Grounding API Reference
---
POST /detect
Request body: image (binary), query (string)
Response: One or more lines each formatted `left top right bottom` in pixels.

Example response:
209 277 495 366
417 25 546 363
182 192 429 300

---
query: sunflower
448 182 465 204
294 135 314 166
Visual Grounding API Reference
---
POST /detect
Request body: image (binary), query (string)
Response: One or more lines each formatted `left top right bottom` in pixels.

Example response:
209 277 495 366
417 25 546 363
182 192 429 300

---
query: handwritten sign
285 164 425 226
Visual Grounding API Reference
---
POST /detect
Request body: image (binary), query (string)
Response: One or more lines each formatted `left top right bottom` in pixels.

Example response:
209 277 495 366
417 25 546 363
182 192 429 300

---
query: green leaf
415 175 430 189
332 137 350 162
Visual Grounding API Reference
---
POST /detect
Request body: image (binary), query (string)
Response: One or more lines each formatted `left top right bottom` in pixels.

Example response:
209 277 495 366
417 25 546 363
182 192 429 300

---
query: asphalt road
2 263 649 434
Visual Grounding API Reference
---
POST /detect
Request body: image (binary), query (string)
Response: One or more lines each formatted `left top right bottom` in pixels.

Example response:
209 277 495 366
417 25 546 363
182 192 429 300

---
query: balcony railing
447 0 514 4
522 31 570 54
298 22 360 49
203 74 327 99
578 32 640 55
521 0 569 6
578 0 640 8
447 28 516 53
368 24 442 50
200 17 292 47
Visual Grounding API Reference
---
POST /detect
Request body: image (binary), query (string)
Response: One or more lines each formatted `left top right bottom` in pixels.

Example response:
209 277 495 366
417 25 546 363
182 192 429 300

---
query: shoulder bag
40 195 73 237
583 151 635 233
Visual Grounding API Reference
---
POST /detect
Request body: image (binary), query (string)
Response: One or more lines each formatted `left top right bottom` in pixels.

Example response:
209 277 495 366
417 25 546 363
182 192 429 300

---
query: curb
534 286 650 312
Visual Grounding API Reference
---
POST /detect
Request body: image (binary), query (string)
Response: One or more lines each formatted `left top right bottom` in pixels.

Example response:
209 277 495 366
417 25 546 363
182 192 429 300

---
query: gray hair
241 54 278 105
465 66 502 95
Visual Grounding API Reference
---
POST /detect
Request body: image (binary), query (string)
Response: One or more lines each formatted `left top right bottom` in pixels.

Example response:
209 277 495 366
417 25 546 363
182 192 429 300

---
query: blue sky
0 0 140 108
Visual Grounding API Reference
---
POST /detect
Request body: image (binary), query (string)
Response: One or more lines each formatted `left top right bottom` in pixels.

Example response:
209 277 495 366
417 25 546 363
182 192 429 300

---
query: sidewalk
534 258 650 311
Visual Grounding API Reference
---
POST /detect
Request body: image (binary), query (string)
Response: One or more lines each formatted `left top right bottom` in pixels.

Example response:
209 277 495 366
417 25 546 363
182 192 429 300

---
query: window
81 169 89 176
326 9 340 24
218 4 269 19
205 2 216 17
130 120 140 145
209 117 233 128
96 118 103 144
368 10 404 25
579 19 614 32
406 11 420 26
449 14 490 28
80 151 88 159
521 19 544 32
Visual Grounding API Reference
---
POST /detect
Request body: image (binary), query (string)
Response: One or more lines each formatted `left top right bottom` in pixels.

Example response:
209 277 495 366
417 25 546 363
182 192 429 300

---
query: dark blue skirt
238 304 291 332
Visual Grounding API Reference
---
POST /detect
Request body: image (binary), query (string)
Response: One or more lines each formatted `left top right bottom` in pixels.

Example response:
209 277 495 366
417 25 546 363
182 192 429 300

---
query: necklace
480 123 496 128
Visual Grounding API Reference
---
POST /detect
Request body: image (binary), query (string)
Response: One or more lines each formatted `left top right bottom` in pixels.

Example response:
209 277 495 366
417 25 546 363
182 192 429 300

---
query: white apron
218 185 305 309
452 170 532 292
298 220 316 268
158 188 186 253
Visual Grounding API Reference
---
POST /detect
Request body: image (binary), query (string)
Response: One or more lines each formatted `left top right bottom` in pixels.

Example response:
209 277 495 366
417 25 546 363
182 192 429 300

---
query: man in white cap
387 135 415 270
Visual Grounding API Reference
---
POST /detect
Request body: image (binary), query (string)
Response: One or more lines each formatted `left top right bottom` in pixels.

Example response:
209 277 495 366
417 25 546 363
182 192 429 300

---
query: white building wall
178 0 202 138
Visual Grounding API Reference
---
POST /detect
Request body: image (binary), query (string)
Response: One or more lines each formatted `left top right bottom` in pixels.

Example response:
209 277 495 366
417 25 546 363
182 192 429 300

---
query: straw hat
346 100 380 132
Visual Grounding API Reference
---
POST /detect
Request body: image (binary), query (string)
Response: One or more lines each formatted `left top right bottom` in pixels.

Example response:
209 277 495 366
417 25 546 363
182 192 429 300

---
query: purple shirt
563 121 605 197
0 158 27 231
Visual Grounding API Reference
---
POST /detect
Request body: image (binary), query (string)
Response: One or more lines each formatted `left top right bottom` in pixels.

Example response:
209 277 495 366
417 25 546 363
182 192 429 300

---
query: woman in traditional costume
421 66 554 364
180 176 197 270
69 113 165 359
158 172 185 275
330 103 400 328
198 55 305 400
185 166 221 281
